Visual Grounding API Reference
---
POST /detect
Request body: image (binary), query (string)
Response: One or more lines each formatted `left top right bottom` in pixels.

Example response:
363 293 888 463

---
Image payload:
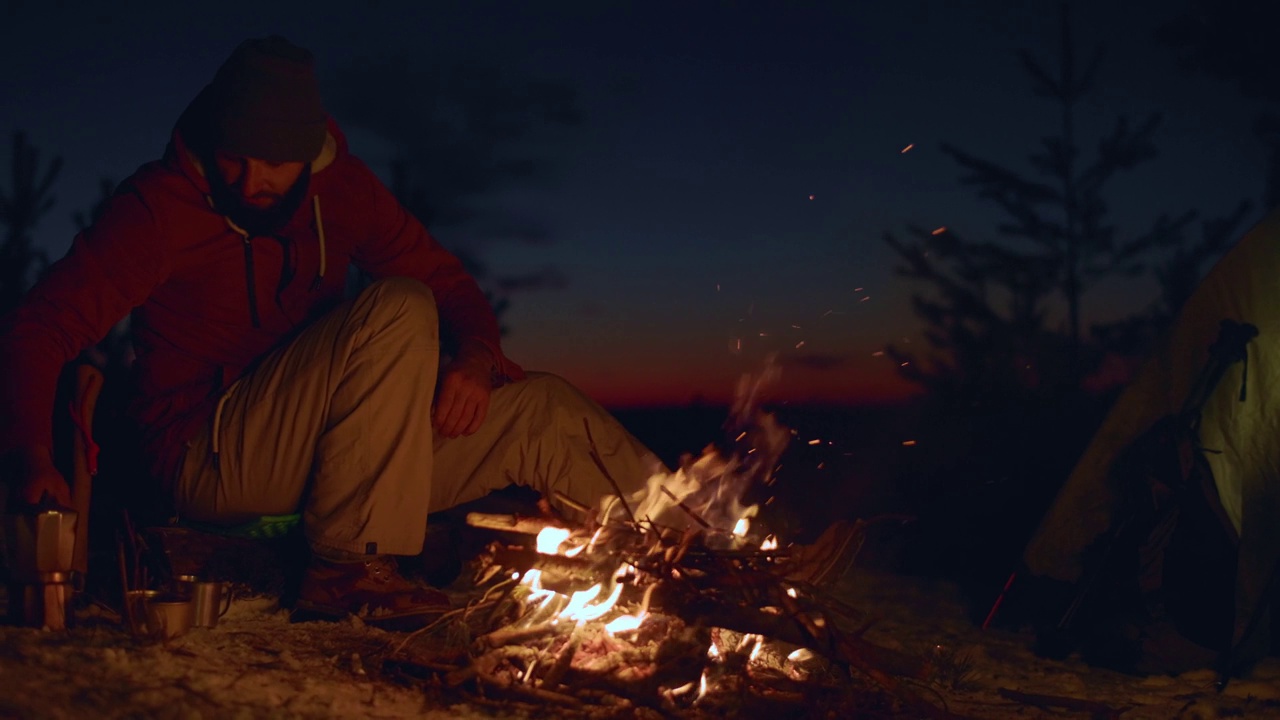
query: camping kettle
3 500 78 630
4 505 77 581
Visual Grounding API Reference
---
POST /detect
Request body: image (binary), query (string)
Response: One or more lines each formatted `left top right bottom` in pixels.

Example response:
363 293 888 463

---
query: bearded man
0 36 664 627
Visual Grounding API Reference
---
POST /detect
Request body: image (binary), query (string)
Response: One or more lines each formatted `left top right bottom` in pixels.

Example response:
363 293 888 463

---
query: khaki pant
173 278 661 557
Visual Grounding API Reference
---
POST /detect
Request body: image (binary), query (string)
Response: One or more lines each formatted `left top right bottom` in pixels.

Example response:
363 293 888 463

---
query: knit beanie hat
201 36 327 163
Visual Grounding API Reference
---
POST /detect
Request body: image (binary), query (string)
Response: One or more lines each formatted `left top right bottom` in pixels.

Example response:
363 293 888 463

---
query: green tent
1024 209 1280 673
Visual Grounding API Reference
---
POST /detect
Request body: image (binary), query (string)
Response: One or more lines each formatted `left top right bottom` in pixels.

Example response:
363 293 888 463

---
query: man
0 36 661 626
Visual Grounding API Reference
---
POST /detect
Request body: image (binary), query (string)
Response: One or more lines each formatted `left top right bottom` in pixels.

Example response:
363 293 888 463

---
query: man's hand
433 343 495 438
6 445 72 508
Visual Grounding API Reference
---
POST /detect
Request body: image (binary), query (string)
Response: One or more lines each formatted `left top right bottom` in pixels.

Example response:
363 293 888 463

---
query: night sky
1 0 1269 408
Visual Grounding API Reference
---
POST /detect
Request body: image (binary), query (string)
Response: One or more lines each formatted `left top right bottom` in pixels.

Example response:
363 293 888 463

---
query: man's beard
205 158 312 237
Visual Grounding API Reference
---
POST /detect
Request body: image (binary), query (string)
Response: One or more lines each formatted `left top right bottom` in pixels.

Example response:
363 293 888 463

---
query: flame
669 681 696 696
535 527 571 554
760 534 778 551
787 648 813 662
559 583 602 619
732 517 750 537
696 669 709 701
785 587 798 598
749 637 764 661
707 641 721 660
605 612 646 634
564 582 624 622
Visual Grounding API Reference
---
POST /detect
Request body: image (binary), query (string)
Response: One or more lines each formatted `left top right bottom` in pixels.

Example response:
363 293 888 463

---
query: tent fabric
1023 208 1280 657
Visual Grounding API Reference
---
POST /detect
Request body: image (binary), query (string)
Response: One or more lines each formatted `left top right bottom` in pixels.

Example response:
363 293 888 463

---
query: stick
582 419 637 525
477 672 583 707
477 622 561 649
466 512 566 536
997 688 1126 719
117 532 138 636
553 491 591 516
540 631 580 689
658 485 711 529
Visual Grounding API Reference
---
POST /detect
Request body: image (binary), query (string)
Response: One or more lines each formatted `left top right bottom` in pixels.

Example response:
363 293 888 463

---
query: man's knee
518 372 590 412
355 277 439 333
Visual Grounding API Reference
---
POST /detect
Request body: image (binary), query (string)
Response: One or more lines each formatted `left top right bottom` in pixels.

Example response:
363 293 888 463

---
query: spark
931 226 947 235
902 440 918 446
860 296 871 302
900 361 910 367
854 287 864 292
807 438 821 445
795 341 805 349
791 324 802 329
735 431 747 442
872 350 885 357
808 194 815 200
900 143 914 153
669 681 696 696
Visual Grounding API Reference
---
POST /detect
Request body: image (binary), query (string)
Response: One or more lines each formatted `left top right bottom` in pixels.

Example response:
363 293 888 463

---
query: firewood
997 688 1127 719
465 512 565 536
539 630 581 690
477 671 583 707
477 622 562 649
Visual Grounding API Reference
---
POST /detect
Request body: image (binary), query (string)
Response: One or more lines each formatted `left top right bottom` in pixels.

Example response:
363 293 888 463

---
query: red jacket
0 119 523 483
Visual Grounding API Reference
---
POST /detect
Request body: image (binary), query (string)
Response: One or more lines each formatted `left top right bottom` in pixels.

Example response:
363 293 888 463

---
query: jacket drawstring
311 194 326 290
209 381 236 472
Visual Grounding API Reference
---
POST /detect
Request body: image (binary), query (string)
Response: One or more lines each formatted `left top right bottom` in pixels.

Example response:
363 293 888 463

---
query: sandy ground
3 566 1280 720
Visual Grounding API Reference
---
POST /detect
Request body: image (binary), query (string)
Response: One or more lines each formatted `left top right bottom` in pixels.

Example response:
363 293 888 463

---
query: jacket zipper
242 236 261 328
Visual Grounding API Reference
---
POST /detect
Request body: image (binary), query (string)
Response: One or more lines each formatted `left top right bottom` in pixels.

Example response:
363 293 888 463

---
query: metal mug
172 575 233 628
125 589 194 640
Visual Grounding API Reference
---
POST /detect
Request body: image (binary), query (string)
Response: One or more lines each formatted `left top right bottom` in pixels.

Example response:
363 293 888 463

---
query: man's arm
0 183 168 502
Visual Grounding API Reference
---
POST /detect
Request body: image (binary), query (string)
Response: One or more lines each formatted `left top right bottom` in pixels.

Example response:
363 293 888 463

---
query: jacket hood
166 110 346 196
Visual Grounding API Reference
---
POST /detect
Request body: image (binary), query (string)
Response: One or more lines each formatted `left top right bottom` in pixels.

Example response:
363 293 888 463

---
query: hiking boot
783 520 862 588
294 555 451 629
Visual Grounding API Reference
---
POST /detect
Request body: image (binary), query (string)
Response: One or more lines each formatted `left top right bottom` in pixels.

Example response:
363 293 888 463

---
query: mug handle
219 583 234 618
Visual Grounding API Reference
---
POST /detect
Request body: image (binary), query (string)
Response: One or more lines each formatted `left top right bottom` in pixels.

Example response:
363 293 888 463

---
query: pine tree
884 4 1194 403
0 132 62 314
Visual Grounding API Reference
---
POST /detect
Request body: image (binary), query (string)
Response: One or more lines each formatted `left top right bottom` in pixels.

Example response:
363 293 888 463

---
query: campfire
385 379 954 718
